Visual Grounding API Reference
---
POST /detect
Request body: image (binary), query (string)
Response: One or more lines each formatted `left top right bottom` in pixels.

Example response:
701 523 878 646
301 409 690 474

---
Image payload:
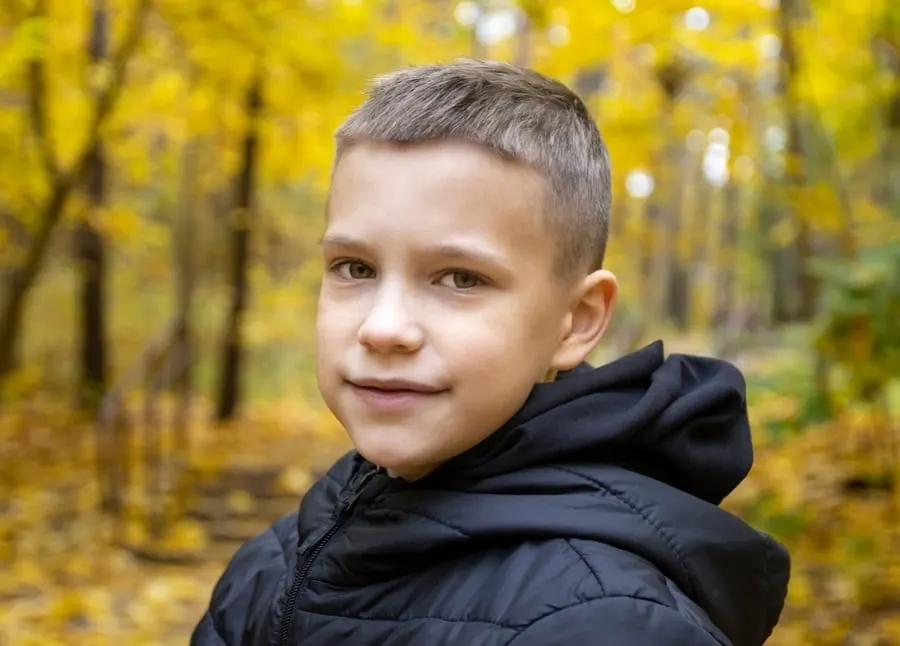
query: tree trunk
0 183 70 379
76 0 109 411
875 31 900 215
663 144 691 330
215 73 263 422
887 83 900 216
172 133 198 461
0 212 27 373
692 149 712 273
651 63 691 329
775 0 817 321
714 181 740 327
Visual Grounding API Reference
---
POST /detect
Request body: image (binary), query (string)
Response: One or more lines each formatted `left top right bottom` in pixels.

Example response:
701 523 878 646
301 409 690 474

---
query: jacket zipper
276 466 380 646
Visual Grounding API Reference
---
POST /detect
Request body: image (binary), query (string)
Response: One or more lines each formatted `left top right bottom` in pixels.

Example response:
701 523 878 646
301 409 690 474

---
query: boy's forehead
326 140 548 227
322 142 564 270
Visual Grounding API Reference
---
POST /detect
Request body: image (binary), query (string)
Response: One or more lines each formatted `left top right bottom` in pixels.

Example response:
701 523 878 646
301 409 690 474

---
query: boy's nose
357 286 424 354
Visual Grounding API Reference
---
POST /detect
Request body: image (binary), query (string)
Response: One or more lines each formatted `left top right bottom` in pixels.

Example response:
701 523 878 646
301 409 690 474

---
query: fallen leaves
2 359 897 644
0 392 349 644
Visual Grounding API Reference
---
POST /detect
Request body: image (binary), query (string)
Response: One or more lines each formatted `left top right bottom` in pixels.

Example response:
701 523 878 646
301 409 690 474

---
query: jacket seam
552 465 696 599
563 539 605 594
293 605 510 628
503 595 727 646
270 525 292 567
396 507 471 537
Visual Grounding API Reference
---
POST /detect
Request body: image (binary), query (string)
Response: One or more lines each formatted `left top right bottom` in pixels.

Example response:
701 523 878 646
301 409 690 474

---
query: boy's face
316 140 614 480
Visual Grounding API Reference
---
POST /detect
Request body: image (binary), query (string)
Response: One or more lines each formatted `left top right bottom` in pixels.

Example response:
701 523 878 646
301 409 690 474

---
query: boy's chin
352 437 442 482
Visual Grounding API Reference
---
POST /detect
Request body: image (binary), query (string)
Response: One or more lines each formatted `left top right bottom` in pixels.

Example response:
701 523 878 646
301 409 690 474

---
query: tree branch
68 0 152 187
26 0 57 180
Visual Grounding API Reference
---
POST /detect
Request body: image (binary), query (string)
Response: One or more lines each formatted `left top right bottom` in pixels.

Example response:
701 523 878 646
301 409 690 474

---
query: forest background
0 0 898 643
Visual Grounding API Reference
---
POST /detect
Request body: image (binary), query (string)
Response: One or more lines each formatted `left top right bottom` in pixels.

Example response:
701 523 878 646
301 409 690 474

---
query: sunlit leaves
1 0 898 644
0 390 348 643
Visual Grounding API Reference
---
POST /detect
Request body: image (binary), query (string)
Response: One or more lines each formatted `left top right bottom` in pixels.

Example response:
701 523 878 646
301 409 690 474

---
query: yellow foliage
789 184 844 232
1 0 898 643
226 489 257 515
162 519 208 554
93 204 145 244
279 466 313 496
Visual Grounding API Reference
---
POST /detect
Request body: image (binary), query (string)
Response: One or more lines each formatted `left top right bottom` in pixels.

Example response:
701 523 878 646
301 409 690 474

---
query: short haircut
333 58 612 275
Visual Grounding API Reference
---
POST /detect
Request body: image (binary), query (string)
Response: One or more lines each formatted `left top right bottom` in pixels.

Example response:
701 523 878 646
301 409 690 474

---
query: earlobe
551 269 618 371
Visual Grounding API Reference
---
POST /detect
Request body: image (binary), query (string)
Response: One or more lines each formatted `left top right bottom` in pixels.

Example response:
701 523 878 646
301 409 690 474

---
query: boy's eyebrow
428 242 507 268
319 234 366 249
319 234 508 268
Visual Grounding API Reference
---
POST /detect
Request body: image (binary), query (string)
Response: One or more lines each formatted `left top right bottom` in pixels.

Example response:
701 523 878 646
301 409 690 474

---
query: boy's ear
550 269 618 372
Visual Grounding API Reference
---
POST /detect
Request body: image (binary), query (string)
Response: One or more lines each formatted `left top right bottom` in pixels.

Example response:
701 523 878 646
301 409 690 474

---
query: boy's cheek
317 298 360 332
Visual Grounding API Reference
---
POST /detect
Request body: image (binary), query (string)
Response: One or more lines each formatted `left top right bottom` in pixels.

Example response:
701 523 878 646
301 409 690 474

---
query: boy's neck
386 467 426 482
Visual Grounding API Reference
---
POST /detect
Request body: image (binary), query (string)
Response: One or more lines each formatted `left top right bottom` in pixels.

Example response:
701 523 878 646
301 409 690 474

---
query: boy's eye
438 271 484 290
334 260 375 280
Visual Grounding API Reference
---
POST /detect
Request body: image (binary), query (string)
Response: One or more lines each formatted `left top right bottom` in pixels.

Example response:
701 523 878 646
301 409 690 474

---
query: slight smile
346 377 449 412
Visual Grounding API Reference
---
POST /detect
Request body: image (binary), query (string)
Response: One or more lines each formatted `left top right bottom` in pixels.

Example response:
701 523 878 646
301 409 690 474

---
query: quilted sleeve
189 512 298 646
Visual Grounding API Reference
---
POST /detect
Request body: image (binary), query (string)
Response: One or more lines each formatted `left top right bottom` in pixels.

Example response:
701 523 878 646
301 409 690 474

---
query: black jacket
191 342 790 646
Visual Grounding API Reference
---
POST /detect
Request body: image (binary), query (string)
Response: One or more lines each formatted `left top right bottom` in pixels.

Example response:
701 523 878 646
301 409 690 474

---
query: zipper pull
340 466 381 512
298 466 383 555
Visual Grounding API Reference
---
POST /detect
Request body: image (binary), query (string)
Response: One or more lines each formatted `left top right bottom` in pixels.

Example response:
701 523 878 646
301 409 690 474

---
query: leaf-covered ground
0 394 351 645
1 368 898 645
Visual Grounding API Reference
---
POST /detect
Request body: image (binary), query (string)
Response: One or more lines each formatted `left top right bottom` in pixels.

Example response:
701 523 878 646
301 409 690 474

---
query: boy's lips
348 377 446 393
345 377 448 412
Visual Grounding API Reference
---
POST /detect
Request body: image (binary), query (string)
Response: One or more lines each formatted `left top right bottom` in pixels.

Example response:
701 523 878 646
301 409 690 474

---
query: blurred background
0 0 897 643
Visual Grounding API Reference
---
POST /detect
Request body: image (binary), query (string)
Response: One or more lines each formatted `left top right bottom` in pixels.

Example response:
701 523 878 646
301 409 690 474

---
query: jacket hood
436 340 755 503
339 342 791 646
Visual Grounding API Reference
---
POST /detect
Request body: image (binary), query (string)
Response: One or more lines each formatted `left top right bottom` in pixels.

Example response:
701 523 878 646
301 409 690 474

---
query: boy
191 59 790 646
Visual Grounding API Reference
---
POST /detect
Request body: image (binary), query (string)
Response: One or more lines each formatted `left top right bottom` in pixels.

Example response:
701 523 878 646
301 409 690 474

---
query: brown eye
439 271 483 290
335 261 375 280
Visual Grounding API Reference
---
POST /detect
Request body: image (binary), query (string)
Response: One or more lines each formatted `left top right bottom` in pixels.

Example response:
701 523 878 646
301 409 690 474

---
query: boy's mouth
345 377 448 411
348 377 446 393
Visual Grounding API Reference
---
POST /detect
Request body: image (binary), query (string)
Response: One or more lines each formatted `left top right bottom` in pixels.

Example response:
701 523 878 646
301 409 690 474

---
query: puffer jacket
191 342 791 646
